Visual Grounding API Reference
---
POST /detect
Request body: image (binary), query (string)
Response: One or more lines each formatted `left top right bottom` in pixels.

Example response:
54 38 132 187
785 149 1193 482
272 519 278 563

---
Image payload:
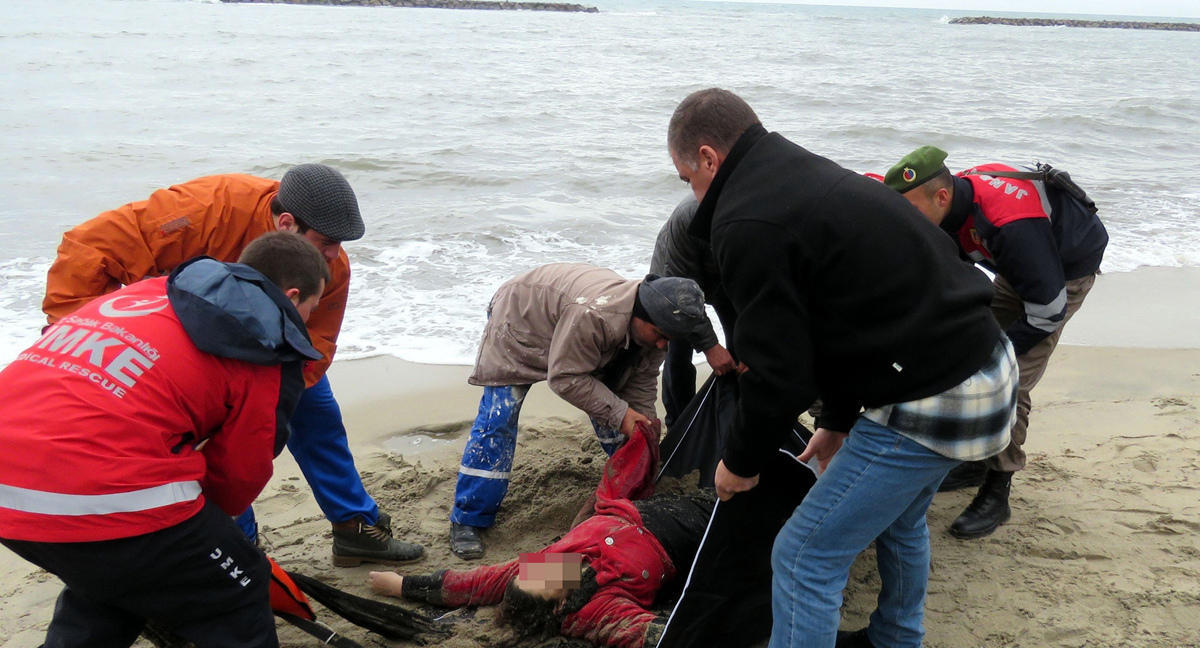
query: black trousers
662 306 736 429
1 501 276 648
662 338 699 430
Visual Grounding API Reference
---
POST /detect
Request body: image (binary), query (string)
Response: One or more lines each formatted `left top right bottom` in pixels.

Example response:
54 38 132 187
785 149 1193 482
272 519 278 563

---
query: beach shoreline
3 265 1199 647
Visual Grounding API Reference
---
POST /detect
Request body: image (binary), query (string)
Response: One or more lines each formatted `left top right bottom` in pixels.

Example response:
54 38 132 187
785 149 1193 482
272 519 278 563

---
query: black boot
937 459 987 492
449 522 485 560
949 470 1012 539
836 628 875 648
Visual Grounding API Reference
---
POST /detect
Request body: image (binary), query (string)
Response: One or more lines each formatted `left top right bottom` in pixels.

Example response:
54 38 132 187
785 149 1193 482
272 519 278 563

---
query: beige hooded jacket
468 264 664 429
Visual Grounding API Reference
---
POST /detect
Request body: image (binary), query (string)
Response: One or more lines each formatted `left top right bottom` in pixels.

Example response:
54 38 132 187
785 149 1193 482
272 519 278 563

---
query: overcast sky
704 0 1200 19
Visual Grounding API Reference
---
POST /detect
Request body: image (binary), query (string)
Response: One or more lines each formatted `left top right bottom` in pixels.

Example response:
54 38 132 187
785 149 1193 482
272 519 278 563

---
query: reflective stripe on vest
0 480 202 516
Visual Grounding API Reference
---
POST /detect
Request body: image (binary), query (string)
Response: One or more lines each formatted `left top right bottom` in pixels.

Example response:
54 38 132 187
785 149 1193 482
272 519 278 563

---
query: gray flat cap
277 164 364 241
637 274 715 349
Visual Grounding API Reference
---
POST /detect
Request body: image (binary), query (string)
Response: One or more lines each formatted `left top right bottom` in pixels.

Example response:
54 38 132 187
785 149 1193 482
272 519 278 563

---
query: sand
2 266 1199 648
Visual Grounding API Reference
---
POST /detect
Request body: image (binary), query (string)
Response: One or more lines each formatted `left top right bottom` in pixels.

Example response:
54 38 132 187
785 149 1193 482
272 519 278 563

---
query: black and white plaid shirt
863 338 1018 461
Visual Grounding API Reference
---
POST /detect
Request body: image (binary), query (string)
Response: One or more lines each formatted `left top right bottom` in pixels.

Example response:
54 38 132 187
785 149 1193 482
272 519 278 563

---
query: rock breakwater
949 16 1199 32
221 0 599 12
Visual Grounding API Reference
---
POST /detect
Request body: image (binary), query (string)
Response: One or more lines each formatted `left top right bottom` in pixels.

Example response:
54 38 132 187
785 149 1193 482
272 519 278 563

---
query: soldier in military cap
885 146 1108 539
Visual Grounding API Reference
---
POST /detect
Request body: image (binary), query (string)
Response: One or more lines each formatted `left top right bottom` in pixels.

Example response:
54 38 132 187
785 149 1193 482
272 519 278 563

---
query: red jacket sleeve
595 420 660 504
562 591 658 648
199 363 284 515
439 560 520 607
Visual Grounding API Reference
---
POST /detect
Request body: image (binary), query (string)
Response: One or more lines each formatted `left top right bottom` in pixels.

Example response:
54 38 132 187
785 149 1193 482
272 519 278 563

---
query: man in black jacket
668 88 1018 648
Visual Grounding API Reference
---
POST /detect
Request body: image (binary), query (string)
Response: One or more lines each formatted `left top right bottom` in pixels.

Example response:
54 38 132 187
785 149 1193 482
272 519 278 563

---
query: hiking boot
331 513 425 567
449 522 485 560
938 459 987 492
949 470 1013 539
836 628 875 648
374 510 400 537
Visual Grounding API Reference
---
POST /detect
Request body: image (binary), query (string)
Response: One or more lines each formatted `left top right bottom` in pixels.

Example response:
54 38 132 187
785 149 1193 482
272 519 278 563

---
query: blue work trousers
769 417 959 648
236 375 377 540
450 385 624 528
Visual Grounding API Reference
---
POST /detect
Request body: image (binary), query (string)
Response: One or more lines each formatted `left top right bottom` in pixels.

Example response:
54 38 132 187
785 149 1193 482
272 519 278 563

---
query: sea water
1 0 1197 364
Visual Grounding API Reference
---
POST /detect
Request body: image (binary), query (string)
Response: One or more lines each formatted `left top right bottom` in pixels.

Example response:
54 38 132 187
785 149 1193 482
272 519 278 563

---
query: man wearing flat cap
42 163 425 566
885 146 1107 540
449 263 709 559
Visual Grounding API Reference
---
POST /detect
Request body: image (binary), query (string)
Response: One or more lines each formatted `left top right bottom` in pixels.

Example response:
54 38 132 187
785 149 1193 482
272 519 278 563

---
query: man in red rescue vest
0 232 327 648
885 146 1108 539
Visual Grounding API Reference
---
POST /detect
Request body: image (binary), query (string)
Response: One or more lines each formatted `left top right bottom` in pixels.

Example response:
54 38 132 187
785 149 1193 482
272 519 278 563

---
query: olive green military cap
885 146 950 193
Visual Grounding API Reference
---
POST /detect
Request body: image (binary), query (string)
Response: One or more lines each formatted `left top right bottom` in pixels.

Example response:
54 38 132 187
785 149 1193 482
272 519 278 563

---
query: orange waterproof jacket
42 174 349 385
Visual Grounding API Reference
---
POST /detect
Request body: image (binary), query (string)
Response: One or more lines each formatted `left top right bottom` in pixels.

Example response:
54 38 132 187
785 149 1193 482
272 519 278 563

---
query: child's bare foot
367 571 404 597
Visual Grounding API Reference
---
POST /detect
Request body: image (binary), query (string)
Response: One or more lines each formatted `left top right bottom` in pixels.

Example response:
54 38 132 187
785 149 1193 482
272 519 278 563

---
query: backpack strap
964 163 1098 215
962 168 1047 181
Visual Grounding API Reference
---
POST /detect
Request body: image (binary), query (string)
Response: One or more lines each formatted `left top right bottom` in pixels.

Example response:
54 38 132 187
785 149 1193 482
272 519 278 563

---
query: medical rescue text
17 315 161 399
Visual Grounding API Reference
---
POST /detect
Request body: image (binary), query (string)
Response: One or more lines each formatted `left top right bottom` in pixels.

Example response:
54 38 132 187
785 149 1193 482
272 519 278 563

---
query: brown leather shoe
331 513 424 567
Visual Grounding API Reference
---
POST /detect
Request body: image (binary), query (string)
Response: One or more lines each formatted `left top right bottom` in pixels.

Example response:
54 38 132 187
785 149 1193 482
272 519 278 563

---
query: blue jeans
769 417 959 648
236 375 378 540
451 385 624 528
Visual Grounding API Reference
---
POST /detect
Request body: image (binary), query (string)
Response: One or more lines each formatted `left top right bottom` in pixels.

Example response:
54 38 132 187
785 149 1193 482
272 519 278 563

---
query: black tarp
654 374 818 648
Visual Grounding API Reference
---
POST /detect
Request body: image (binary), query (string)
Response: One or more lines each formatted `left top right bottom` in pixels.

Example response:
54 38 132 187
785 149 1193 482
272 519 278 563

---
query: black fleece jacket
689 125 1002 478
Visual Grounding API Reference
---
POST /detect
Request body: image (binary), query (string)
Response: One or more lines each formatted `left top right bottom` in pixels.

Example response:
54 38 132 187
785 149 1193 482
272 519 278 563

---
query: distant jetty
221 0 599 11
949 16 1199 31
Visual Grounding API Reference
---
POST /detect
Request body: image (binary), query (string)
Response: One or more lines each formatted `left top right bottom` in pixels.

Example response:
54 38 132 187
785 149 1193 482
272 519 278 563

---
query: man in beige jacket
449 263 713 559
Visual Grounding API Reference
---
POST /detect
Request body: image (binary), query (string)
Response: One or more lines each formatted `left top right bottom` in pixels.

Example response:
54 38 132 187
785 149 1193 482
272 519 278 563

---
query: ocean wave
3 0 1199 368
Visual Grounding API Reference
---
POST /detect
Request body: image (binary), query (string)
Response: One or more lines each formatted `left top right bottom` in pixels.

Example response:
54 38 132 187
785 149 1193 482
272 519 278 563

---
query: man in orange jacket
41 163 424 566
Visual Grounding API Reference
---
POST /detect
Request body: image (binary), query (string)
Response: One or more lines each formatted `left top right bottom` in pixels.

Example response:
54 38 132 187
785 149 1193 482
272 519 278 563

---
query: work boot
836 628 875 648
949 469 1013 539
449 522 485 560
331 512 425 567
937 459 987 492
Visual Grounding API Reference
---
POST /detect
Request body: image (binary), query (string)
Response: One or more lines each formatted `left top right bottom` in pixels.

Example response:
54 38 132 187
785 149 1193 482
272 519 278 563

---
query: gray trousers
987 272 1096 472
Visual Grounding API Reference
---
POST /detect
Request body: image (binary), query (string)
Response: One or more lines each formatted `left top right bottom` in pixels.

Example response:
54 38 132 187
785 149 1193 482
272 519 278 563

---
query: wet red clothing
440 495 671 648
433 422 667 648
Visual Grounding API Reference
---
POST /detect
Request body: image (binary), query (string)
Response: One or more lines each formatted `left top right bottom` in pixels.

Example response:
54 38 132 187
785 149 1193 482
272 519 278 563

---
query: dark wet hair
497 567 601 641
